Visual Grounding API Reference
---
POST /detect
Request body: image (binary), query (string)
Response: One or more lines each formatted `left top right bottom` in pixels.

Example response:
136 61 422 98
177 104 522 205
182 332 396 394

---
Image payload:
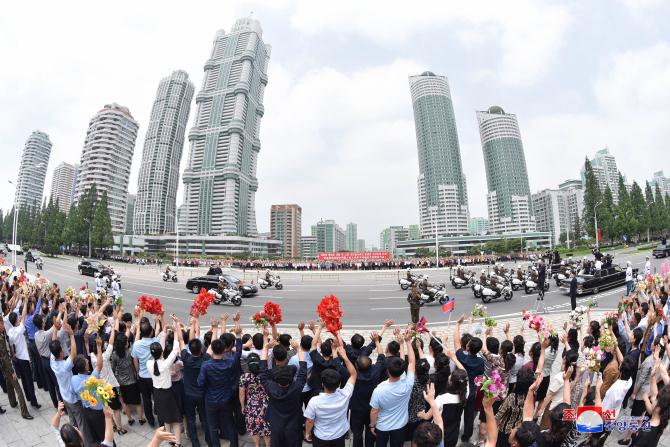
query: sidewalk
0 310 665 447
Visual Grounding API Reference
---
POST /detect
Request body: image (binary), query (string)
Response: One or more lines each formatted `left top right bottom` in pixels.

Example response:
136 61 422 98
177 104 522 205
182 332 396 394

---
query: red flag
597 228 602 242
442 299 455 314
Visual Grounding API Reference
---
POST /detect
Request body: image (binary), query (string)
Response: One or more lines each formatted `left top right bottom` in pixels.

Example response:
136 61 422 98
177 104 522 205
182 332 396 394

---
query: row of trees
582 159 670 245
0 184 114 256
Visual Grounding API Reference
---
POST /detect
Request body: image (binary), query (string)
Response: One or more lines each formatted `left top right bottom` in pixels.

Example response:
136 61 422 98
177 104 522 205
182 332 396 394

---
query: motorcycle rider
516 266 524 281
406 268 415 283
407 283 422 324
457 266 467 280
164 264 175 279
479 269 488 286
265 269 275 284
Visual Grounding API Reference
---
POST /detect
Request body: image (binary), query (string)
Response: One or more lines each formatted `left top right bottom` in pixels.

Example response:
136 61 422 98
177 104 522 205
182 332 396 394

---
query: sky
2 0 670 247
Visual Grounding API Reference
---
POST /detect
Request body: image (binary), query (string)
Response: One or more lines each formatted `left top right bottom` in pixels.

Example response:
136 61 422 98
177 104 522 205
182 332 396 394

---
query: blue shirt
370 371 415 431
50 356 78 404
72 369 102 410
182 348 210 399
131 336 160 379
25 297 41 341
197 339 242 405
289 350 313 392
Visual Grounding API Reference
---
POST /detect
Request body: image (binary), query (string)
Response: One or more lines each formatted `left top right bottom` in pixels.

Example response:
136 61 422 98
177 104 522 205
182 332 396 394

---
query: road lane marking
370 307 408 310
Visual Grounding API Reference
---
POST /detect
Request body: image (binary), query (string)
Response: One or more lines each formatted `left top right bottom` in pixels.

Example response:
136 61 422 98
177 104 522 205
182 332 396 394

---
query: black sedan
559 265 637 295
78 259 114 278
185 274 258 297
653 244 670 258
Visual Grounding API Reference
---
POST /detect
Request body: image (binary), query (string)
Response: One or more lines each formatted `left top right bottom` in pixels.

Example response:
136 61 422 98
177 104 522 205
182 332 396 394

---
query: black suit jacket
569 277 577 297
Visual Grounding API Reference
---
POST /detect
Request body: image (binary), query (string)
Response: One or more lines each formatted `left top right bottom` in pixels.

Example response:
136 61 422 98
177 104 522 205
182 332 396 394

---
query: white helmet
95 272 101 277
424 275 429 279
627 261 631 266
218 276 224 282
407 268 411 271
481 269 486 274
517 265 521 269
637 274 643 281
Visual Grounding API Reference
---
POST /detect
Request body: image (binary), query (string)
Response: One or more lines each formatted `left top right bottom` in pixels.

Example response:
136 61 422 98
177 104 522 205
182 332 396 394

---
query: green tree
571 216 582 243
559 232 567 245
665 193 670 231
629 181 646 242
92 191 113 251
615 174 633 242
62 204 79 250
600 186 616 245
77 185 98 253
415 247 431 257
644 181 656 239
582 158 602 238
3 207 15 243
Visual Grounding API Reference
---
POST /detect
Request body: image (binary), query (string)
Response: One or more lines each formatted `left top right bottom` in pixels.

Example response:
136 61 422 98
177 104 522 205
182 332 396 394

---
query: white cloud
288 0 571 85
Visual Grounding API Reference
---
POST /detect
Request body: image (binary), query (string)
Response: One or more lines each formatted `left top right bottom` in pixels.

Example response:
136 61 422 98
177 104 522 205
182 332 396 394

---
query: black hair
448 368 468 403
300 335 313 351
220 332 235 350
486 336 499 354
565 350 579 380
500 339 515 371
247 352 261 374
278 333 292 348
49 339 62 358
386 356 405 378
633 312 642 326
583 335 594 349
203 330 213 348
387 340 400 356
514 367 535 395
657 386 670 432
8 312 17 326
529 342 542 368
412 421 442 447
357 355 372 372
351 333 364 349
189 338 203 356
589 320 601 344
59 423 83 447
73 354 89 375
211 339 224 355
516 420 542 447
545 403 572 445
432 353 451 395
273 345 288 362
469 337 483 355
321 368 341 392
620 357 635 381
139 318 153 338
641 302 649 315
548 333 559 353
150 342 163 376
241 333 252 348
252 333 264 350
163 332 174 359
320 339 333 357
460 333 472 350
416 358 430 380
632 327 644 347
33 314 44 330
274 366 293 387
121 312 132 324
114 333 128 358
513 334 525 354
429 337 443 355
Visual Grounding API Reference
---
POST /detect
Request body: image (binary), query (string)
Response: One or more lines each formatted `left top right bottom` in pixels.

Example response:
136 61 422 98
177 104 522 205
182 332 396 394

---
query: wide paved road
10 248 666 327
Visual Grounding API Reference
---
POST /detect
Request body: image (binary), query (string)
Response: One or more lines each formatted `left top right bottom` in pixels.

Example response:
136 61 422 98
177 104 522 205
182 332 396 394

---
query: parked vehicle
653 244 670 258
559 265 637 295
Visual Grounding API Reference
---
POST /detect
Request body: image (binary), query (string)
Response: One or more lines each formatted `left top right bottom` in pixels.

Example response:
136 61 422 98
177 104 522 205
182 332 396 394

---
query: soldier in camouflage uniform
0 317 32 419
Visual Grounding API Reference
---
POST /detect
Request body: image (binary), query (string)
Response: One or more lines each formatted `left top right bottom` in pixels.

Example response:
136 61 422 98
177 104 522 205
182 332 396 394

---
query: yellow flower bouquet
80 376 115 407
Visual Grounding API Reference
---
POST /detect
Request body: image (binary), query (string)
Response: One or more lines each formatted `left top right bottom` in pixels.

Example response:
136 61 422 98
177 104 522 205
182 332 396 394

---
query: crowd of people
1 266 670 447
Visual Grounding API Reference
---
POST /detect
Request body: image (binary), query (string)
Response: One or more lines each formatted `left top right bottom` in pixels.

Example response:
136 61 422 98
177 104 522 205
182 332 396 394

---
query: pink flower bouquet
474 369 506 401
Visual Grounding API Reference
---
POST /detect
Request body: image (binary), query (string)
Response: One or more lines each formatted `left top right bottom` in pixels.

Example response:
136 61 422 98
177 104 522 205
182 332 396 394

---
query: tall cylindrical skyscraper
76 103 139 234
409 72 469 238
50 161 77 213
477 106 535 233
15 130 52 209
181 17 271 236
133 70 194 235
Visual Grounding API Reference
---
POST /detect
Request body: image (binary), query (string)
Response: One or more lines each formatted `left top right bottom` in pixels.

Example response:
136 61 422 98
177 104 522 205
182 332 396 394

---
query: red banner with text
318 251 391 261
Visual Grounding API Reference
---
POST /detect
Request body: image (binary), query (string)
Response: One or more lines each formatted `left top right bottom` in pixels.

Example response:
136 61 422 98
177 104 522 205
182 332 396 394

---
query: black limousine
185 274 258 297
559 265 637 295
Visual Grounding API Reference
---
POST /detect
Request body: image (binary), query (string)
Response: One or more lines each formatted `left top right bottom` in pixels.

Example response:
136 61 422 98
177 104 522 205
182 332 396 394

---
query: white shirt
625 267 633 281
434 392 460 412
8 323 30 361
304 382 354 441
547 372 565 410
644 261 651 275
147 348 179 389
91 343 120 388
601 378 632 416
595 260 602 270
111 280 120 297
95 277 103 291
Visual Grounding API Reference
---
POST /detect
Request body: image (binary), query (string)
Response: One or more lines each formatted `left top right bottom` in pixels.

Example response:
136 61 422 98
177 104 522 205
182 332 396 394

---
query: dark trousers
83 406 106 445
351 410 375 447
375 426 405 447
13 358 37 406
206 400 237 447
138 377 155 425
570 293 577 310
269 416 302 447
184 394 212 447
40 356 62 407
27 340 44 389
410 305 420 324
0 362 30 416
462 393 476 442
314 433 346 447
232 385 246 435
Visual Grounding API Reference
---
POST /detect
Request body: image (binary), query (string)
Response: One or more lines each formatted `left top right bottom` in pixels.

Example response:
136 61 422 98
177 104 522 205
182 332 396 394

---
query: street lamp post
429 206 439 269
594 201 602 251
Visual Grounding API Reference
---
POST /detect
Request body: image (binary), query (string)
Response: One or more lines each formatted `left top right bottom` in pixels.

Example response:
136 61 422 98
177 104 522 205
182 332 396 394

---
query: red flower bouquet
263 301 282 326
251 311 270 329
138 295 164 315
190 289 215 317
317 295 343 335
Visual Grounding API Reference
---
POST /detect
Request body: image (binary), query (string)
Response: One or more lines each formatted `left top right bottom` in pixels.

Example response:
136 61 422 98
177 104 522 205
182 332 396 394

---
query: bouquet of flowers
79 289 95 305
416 316 429 334
602 311 618 327
114 294 123 307
474 369 506 401
190 289 215 317
317 294 344 335
484 317 497 328
583 346 604 372
598 330 616 349
521 309 545 334
138 295 164 315
80 376 115 407
251 311 270 329
569 306 587 329
263 301 282 326
587 297 598 308
471 304 487 318
65 287 75 298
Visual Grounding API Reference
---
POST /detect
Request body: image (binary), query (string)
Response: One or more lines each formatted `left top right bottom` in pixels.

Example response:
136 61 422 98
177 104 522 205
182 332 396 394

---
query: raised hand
457 314 465 325
297 320 305 331
221 313 230 322
233 312 241 322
